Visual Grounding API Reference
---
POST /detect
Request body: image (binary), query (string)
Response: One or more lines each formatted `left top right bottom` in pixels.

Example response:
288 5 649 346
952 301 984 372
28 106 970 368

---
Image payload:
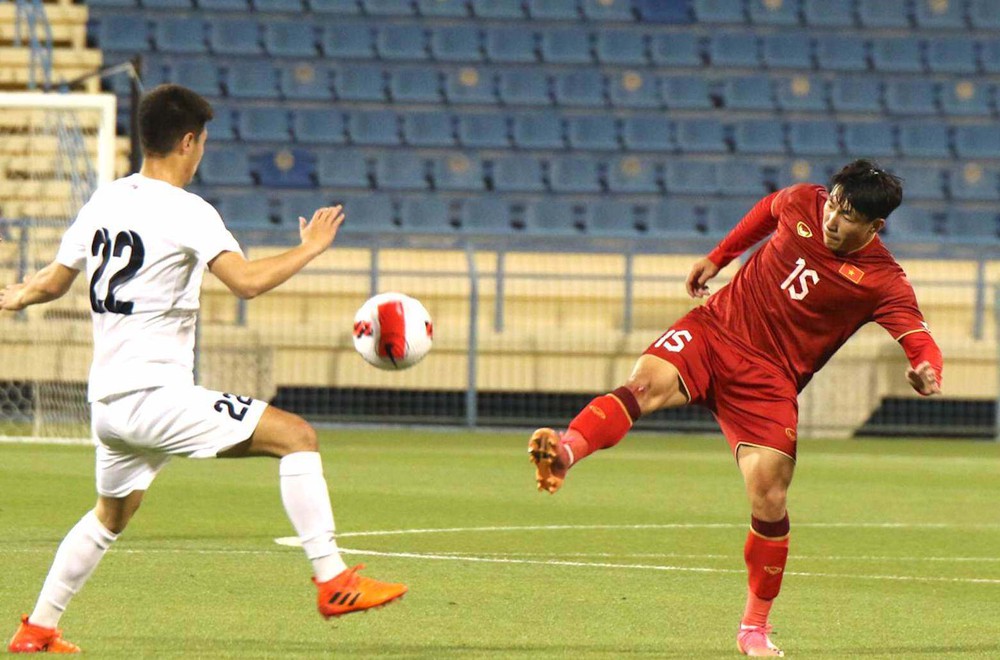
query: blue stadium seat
292 109 345 144
649 199 702 236
321 24 375 59
198 147 252 185
762 33 812 69
346 110 400 145
498 69 551 106
154 18 206 54
457 113 509 148
226 62 280 99
492 155 545 192
275 193 334 227
675 119 726 153
334 64 386 101
252 0 304 11
432 154 486 190
607 155 659 193
608 71 659 108
709 32 759 68
980 38 1000 73
889 164 945 201
252 148 316 188
914 0 965 27
316 149 369 187
843 122 896 158
926 38 977 74
524 198 585 235
803 0 853 26
280 64 333 100
527 0 580 20
775 158 828 187
511 114 564 149
362 0 415 15
377 25 428 60
207 103 235 140
664 160 719 194
374 151 429 191
660 75 712 110
430 26 483 62
588 200 643 237
898 123 951 158
947 209 1000 241
858 0 910 27
882 207 937 242
692 0 746 23
707 200 757 235
748 0 800 25
622 115 673 152
143 0 193 8
263 23 318 58
595 30 647 65
871 38 923 73
399 198 455 233
721 75 774 111
388 67 442 103
830 77 882 113
549 155 603 193
649 32 702 67
484 27 537 63
717 161 767 197
460 198 517 235
788 120 840 156
582 0 633 20
471 0 527 19
815 34 867 71
98 16 149 52
954 125 1000 159
215 193 274 229
949 163 999 201
970 0 1000 28
402 112 455 147
171 58 222 97
633 0 692 23
775 75 827 112
566 116 619 151
308 0 362 13
338 195 397 233
884 79 938 116
417 0 468 16
443 67 496 104
553 70 605 107
941 81 990 117
208 18 262 56
238 107 290 142
540 28 592 64
732 120 785 155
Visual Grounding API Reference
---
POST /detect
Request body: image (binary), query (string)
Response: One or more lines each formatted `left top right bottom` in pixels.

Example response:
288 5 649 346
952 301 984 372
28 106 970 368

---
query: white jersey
56 173 242 402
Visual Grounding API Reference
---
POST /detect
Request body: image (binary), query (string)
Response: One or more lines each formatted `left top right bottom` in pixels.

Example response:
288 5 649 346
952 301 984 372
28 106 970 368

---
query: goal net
0 91 116 443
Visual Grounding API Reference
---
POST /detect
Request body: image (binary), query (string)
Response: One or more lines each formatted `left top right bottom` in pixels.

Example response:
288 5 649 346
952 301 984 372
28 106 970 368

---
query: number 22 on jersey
780 257 819 301
89 228 145 315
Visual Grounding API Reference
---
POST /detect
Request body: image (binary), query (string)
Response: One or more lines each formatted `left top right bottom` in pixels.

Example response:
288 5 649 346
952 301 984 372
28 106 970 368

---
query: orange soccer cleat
528 428 571 494
737 624 784 657
8 615 80 654
314 565 407 619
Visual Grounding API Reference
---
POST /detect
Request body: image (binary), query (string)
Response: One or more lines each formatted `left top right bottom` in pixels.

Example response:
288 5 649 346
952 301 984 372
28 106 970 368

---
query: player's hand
906 360 941 396
686 257 720 298
0 282 27 311
299 205 345 253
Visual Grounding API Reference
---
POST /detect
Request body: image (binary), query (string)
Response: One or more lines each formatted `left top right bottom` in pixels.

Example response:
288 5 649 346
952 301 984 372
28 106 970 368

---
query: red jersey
703 184 931 392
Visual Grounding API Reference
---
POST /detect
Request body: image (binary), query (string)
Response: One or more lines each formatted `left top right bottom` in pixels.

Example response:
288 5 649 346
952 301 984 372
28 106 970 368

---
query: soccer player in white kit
3 85 406 654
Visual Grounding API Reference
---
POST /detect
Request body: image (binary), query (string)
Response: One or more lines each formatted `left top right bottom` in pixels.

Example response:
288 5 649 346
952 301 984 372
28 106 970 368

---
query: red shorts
643 307 800 461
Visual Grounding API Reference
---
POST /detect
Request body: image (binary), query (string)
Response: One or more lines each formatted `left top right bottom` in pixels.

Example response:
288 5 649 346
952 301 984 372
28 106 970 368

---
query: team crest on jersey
796 221 813 238
838 262 864 284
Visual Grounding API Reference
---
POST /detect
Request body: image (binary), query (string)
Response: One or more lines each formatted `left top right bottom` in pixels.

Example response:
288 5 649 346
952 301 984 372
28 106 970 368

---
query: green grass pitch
2 430 1000 658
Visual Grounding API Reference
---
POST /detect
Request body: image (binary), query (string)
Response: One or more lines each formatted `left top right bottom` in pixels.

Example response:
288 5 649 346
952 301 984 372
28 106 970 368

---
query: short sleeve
873 273 928 340
54 213 90 271
188 202 243 264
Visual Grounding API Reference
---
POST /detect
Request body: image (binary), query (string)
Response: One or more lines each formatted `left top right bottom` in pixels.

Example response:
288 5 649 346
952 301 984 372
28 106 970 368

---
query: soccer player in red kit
528 160 943 657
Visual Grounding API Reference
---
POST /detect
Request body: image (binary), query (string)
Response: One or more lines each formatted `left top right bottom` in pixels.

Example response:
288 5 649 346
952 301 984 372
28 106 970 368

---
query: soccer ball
352 292 433 370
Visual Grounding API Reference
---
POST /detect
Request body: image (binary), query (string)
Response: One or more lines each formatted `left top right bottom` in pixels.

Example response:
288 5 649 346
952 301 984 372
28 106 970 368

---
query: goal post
0 91 117 444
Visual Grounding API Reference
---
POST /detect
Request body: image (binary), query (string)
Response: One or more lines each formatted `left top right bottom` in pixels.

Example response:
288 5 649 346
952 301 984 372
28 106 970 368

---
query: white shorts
92 385 269 498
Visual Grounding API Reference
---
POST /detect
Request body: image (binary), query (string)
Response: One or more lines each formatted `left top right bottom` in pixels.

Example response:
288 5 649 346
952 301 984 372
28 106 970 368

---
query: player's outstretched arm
0 262 79 311
210 205 344 299
905 360 942 396
685 257 720 298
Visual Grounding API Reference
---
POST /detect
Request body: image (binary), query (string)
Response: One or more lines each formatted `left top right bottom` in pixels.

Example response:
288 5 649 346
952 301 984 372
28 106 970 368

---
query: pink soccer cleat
737 624 784 657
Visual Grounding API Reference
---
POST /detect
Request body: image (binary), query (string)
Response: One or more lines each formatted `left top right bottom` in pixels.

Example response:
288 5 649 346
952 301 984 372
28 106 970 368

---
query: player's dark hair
829 159 903 221
138 84 214 157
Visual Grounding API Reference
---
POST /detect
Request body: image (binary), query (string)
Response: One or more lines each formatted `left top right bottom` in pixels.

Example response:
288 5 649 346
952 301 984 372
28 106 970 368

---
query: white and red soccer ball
352 292 433 370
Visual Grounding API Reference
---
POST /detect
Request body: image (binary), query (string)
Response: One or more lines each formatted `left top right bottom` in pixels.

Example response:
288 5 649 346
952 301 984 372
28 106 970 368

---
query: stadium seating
607 155 660 193
316 149 369 188
402 112 455 147
492 155 545 192
595 30 647 66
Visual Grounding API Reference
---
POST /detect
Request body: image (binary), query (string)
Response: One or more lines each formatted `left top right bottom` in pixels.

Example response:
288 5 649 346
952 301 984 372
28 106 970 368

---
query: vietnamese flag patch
839 262 864 284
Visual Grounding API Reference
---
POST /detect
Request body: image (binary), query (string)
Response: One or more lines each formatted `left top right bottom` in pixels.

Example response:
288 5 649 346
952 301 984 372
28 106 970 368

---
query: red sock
742 514 790 628
561 387 641 465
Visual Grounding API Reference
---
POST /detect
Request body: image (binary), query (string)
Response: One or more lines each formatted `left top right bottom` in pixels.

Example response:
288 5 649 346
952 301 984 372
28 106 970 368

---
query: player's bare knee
750 485 788 520
287 417 318 454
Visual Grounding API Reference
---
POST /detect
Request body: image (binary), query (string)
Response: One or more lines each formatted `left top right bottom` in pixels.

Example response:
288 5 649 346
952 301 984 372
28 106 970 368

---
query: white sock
279 451 347 582
30 510 118 628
